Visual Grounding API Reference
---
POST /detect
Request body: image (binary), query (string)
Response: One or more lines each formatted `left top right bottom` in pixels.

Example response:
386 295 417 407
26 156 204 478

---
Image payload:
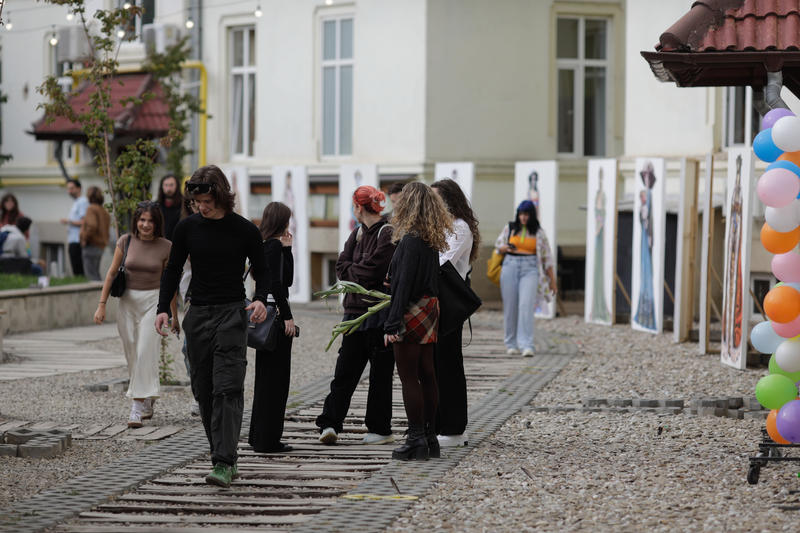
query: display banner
434 162 474 201
698 155 714 354
272 166 310 303
584 159 618 326
339 165 379 250
223 166 250 218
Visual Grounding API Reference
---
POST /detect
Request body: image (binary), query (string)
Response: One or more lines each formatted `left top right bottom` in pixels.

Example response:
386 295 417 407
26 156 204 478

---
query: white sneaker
522 349 535 357
128 400 144 428
437 433 468 447
190 400 201 417
141 398 155 420
362 433 394 445
506 348 521 355
319 427 338 445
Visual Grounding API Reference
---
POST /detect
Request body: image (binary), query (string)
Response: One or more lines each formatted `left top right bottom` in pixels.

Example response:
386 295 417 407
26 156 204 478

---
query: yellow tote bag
486 250 504 286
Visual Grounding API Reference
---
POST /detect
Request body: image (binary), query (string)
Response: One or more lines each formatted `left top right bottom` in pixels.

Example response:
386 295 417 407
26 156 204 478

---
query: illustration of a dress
349 170 363 231
283 171 299 296
721 155 743 365
634 163 656 331
528 171 540 210
591 170 610 322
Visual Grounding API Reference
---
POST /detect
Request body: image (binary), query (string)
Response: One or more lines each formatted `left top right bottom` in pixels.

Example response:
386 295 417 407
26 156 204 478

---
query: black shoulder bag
438 260 482 338
244 246 285 351
109 235 131 298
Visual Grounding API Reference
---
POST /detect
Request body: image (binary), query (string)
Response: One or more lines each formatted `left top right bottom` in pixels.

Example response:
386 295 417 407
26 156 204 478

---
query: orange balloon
779 151 800 168
761 222 800 254
767 409 791 444
764 285 800 323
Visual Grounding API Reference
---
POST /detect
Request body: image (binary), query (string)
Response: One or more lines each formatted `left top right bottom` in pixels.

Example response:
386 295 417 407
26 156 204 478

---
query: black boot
425 423 440 458
392 424 429 461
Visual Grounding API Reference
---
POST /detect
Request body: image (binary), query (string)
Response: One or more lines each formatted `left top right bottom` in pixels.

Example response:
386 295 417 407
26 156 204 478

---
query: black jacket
336 217 395 315
263 238 294 320
384 234 439 335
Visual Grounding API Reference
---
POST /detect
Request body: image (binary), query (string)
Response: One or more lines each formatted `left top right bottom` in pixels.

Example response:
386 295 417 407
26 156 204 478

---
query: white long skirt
117 288 161 399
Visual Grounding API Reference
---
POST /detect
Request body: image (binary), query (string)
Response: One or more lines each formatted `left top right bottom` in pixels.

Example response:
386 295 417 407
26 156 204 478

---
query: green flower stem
315 281 391 351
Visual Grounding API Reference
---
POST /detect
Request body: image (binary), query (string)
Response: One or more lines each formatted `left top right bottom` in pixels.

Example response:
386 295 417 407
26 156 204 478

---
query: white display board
223 166 250 218
339 165 379 250
584 159 618 326
272 166 310 303
720 148 754 370
514 161 558 318
631 158 666 334
435 162 474 201
698 154 714 354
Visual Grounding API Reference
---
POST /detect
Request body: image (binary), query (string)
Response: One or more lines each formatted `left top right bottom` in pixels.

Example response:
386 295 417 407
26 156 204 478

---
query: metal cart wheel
768 447 783 458
747 464 760 485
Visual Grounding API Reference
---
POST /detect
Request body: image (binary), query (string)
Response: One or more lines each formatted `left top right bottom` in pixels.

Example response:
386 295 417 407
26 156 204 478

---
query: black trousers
68 242 84 276
248 322 293 451
183 301 248 467
434 323 468 435
316 328 395 435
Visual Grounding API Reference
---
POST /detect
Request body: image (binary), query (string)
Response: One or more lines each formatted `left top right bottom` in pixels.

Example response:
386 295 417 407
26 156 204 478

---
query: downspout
764 71 789 111
54 141 72 182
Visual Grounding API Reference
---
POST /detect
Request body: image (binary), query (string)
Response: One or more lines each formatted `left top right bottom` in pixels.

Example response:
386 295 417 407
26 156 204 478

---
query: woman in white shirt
430 179 480 448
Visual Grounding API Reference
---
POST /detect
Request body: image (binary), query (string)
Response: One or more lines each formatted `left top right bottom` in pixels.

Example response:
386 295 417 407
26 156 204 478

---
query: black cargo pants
183 301 248 466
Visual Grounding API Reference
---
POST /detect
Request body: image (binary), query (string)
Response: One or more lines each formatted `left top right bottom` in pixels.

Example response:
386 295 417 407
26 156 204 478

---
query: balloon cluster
752 108 800 443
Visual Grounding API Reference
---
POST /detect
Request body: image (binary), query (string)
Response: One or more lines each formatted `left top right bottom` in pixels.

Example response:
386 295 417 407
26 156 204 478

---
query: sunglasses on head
186 182 214 195
137 200 159 208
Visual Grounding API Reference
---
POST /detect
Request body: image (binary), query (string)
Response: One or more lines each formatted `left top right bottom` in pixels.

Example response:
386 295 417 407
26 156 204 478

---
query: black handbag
243 247 285 351
109 235 131 298
438 260 482 337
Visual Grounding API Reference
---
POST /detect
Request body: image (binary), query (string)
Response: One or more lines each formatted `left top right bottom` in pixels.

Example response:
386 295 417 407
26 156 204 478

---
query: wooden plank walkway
56 324 534 532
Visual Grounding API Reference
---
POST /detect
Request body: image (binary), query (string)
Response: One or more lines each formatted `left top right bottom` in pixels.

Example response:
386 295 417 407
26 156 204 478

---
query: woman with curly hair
384 182 452 460
430 179 480 448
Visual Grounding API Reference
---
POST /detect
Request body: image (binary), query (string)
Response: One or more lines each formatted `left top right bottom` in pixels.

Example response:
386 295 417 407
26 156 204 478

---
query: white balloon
776 337 800 372
773 116 800 152
766 202 800 232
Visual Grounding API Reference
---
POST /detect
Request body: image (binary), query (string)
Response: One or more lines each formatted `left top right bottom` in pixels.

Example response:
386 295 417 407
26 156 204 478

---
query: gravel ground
389 315 797 532
0 302 342 508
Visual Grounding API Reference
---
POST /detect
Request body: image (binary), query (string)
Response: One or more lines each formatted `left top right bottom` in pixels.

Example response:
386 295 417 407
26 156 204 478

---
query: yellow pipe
68 60 208 168
0 178 69 187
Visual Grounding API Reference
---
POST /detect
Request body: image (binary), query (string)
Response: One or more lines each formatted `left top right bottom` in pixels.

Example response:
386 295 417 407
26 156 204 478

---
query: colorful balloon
768 160 800 179
772 314 800 338
756 374 798 410
777 400 800 442
772 252 800 282
754 128 783 162
772 116 800 152
769 353 800 382
776 337 800 372
767 409 791 444
779 151 800 168
763 108 795 130
764 284 800 323
757 168 800 208
754 321 786 353
765 203 800 232
761 222 800 254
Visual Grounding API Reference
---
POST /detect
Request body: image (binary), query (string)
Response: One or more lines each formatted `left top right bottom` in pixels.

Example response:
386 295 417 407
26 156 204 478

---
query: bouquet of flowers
315 281 390 351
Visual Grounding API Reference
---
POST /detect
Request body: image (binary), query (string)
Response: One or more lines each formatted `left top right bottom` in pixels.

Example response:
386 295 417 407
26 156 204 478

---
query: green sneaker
205 463 232 488
231 463 240 480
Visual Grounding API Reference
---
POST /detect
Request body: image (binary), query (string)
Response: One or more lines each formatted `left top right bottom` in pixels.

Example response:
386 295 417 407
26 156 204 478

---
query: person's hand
155 312 171 336
60 218 68 225
384 333 399 346
284 318 295 336
94 304 106 325
245 300 267 323
170 317 181 336
279 231 293 248
549 276 557 294
498 244 512 254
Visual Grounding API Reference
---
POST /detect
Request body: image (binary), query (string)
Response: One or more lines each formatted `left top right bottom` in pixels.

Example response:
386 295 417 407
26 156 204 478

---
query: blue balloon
754 128 784 162
752 321 784 354
767 160 800 178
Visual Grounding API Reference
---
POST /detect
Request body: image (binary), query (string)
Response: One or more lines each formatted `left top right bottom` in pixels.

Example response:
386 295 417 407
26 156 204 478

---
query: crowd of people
0 164 556 488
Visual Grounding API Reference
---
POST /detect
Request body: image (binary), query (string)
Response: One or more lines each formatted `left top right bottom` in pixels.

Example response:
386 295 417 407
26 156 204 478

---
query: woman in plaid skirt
384 182 453 460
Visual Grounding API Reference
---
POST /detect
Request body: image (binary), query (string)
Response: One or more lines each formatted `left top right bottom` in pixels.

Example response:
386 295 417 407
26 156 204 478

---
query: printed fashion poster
584 159 618 326
514 161 558 319
222 166 250 219
434 162 474 201
698 155 714 354
339 165 379 250
631 158 666 334
720 148 753 370
272 166 311 303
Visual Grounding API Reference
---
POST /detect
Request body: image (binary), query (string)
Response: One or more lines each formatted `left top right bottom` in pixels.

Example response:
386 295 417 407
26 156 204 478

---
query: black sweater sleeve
384 238 419 335
264 238 292 320
246 223 269 305
158 218 188 316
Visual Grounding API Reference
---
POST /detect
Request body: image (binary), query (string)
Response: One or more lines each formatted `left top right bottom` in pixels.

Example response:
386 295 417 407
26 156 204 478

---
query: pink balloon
758 168 800 208
773 252 800 282
773 314 800 338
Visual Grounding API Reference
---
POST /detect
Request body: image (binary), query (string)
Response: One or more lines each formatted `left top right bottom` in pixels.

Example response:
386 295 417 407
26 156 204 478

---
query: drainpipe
53 141 72 182
764 71 789 110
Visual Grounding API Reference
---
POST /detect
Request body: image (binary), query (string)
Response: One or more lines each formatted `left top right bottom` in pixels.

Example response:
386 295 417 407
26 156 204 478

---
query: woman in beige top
94 202 177 428
80 186 111 281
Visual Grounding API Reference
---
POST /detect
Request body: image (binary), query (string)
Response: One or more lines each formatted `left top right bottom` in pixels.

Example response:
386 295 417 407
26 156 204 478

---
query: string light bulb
49 27 58 46
185 18 195 29
254 5 263 17
123 2 132 9
5 15 12 31
325 0 333 5
66 12 74 21
117 29 126 38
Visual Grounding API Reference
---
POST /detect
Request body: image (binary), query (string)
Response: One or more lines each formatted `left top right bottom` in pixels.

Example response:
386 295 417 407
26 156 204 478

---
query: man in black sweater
155 165 269 488
157 174 183 241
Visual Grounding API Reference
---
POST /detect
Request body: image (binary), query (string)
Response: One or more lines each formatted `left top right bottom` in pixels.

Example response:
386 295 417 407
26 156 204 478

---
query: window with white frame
230 26 256 158
119 0 155 41
321 16 353 156
556 16 610 157
723 86 760 147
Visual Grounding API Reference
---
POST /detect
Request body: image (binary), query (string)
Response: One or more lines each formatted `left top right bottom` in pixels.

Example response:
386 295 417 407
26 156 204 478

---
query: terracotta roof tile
657 0 800 52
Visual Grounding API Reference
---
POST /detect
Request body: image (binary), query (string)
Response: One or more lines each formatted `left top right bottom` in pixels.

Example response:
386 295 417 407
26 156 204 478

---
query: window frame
319 14 354 158
722 86 759 149
555 15 612 158
229 25 257 159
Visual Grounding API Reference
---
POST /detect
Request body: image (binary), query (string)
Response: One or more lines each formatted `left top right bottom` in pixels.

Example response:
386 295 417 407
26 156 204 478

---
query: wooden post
674 158 700 343
698 155 715 355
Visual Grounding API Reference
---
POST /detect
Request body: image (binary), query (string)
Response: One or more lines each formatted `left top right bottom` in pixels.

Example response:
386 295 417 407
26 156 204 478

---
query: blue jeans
500 255 539 352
